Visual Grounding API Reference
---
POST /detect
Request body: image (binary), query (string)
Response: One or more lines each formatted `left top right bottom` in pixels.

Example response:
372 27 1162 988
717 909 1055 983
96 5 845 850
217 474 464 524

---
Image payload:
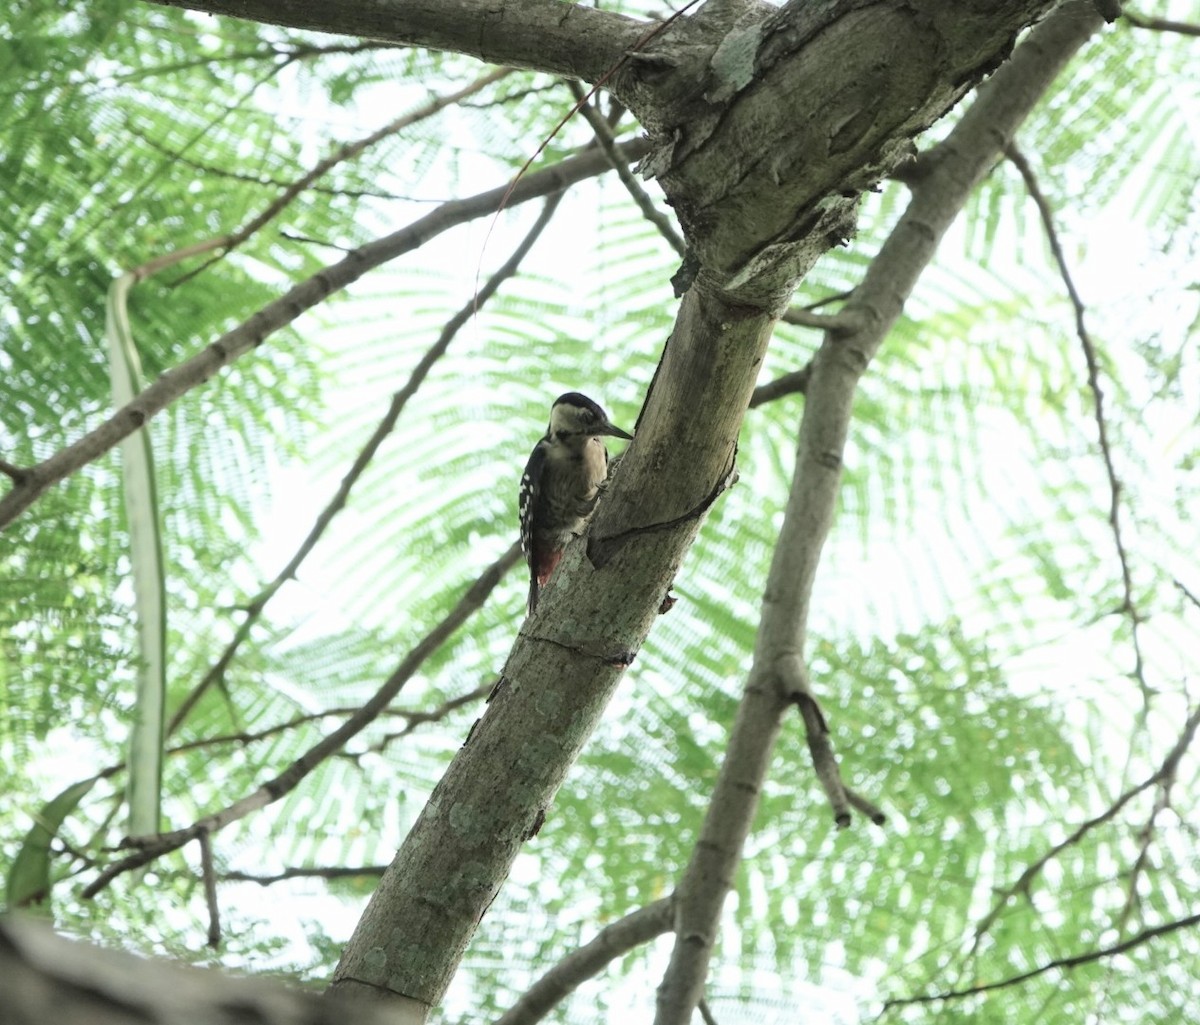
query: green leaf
107 273 166 837
6 777 96 911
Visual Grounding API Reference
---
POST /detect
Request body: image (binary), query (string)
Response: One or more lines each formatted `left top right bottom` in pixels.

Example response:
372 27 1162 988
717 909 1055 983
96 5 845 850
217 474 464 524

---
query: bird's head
547 392 633 444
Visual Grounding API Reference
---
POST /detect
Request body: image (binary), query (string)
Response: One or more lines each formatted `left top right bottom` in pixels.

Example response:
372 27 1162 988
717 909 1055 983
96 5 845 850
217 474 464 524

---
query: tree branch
80 543 521 898
652 6 1105 1021
224 864 389 885
1123 10 1200 36
566 80 686 257
326 3 1088 1017
969 705 1200 950
493 897 674 1025
0 140 648 531
1 916 405 1025
138 0 654 81
883 911 1200 1010
1005 142 1150 705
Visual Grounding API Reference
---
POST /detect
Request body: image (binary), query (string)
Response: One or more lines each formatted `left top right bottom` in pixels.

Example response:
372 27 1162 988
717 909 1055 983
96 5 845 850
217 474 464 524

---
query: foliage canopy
2 1 1198 1022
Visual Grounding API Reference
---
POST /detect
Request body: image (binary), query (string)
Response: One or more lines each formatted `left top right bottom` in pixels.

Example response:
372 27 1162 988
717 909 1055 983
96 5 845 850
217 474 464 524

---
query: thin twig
493 897 674 1025
969 705 1200 950
167 195 562 732
1174 578 1200 613
371 683 494 753
462 83 567 110
80 542 522 898
168 67 513 285
172 684 492 755
482 0 703 245
198 830 221 948
566 79 686 257
94 41 399 88
131 131 442 201
749 365 812 407
1123 10 1200 35
1116 781 1171 934
697 998 719 1025
883 911 1200 1010
223 864 388 885
1006 143 1150 706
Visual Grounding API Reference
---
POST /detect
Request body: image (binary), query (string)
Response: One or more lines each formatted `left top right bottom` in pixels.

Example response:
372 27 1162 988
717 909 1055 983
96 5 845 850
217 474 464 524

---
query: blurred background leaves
1 1 1197 1023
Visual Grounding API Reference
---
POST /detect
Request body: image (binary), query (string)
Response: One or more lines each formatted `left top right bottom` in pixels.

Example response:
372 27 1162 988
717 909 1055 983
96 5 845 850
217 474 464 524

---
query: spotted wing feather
519 441 546 613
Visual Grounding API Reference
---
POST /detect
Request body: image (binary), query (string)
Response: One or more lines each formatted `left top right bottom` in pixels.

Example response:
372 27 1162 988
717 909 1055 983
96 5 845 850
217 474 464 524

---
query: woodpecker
519 392 632 614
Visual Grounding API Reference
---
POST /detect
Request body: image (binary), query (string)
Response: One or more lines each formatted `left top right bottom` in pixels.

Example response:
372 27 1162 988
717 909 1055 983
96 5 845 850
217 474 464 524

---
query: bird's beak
600 422 633 441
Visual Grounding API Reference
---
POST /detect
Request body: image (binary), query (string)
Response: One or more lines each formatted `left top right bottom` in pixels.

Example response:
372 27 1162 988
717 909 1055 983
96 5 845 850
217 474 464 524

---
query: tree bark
140 0 653 79
1 916 402 1025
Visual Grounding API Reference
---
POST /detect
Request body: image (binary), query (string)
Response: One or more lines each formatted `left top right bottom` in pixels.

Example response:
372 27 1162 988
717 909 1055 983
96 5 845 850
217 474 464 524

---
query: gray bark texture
0 916 406 1025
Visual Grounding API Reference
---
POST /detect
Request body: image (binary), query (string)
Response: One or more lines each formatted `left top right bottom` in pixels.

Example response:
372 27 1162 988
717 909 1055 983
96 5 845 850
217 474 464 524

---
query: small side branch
80 543 521 898
566 80 686 257
779 655 848 826
0 459 27 483
198 831 221 948
1006 143 1149 705
969 705 1200 949
1123 10 1200 35
884 911 1200 1010
493 897 674 1025
780 306 862 332
749 364 812 407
